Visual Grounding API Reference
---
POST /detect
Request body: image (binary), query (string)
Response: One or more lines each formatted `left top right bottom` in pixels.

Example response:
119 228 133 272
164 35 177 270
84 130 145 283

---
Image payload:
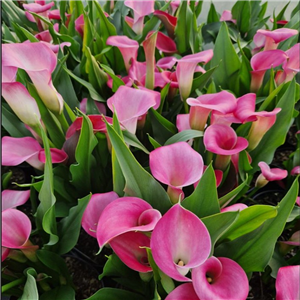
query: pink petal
2 190 31 212
48 9 64 20
82 192 119 238
35 30 53 43
107 86 159 133
38 148 68 164
151 204 211 282
283 43 300 81
97 197 161 248
276 265 300 300
192 256 249 300
221 203 248 213
154 31 177 53
110 231 152 273
128 59 147 85
176 50 213 100
106 36 139 72
75 14 84 37
257 28 298 44
291 166 300 176
166 283 199 300
149 142 204 188
23 2 54 13
124 0 154 19
2 209 32 249
258 162 288 181
280 231 300 246
157 56 177 69
220 10 236 24
296 197 300 206
2 43 64 114
153 10 177 38
2 66 17 82
2 136 42 167
2 82 41 128
204 124 248 155
2 247 10 262
176 114 191 132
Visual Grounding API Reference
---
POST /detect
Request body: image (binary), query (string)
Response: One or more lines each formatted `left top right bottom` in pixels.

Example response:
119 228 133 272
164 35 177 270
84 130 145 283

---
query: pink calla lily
82 192 119 238
107 86 160 133
157 56 177 70
97 197 161 249
153 10 177 38
149 142 204 203
221 203 248 212
2 190 30 212
291 166 300 176
187 91 237 131
151 204 211 282
220 10 236 23
166 283 199 300
203 124 248 170
106 36 139 72
146 31 177 53
2 136 68 170
276 265 300 300
250 49 288 92
75 14 84 37
2 43 64 114
110 231 152 273
255 162 288 188
143 31 157 90
176 50 214 100
192 256 249 300
279 231 300 247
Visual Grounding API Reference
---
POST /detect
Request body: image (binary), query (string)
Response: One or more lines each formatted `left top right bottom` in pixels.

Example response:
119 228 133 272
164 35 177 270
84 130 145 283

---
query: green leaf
238 150 253 181
250 80 296 172
37 125 58 246
20 268 38 300
164 130 203 145
105 121 171 213
174 1 188 53
70 114 98 196
148 134 162 149
40 286 75 300
123 130 150 154
183 164 220 218
54 194 91 255
201 211 239 255
220 205 278 242
191 66 218 94
85 288 145 300
207 2 219 23
148 108 177 145
15 24 39 42
232 1 251 36
62 65 105 102
215 179 299 272
210 22 241 94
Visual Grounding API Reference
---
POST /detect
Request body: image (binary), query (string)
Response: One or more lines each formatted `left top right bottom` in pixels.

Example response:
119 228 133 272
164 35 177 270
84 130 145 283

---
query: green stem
55 112 69 133
183 99 189 114
2 277 26 293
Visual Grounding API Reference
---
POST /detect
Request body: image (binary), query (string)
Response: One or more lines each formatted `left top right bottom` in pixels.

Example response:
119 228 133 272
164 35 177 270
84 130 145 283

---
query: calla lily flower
82 192 119 238
192 256 249 300
220 10 236 24
157 56 177 70
250 49 288 92
106 36 139 72
149 142 204 203
187 91 237 131
143 31 157 90
296 197 300 206
291 166 300 176
146 31 177 53
221 203 248 212
110 231 152 273
253 28 298 51
151 204 211 282
176 50 214 100
2 81 41 129
75 14 84 37
2 136 68 170
165 283 199 300
2 43 64 114
153 10 177 39
2 190 31 212
255 162 288 188
176 114 191 132
107 86 160 133
203 124 248 170
97 197 161 249
276 265 300 300
124 0 155 34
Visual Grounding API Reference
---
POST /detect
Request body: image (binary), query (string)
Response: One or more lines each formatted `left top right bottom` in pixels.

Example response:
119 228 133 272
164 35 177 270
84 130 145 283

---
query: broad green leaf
232 1 251 36
105 122 171 213
191 66 218 94
148 108 177 145
219 176 249 207
174 1 188 53
2 104 31 137
70 114 98 196
40 286 75 300
99 254 146 295
215 179 299 272
201 211 239 255
37 125 58 246
238 150 253 181
54 194 91 255
86 288 145 300
250 80 296 171
148 134 162 149
207 2 219 23
164 130 203 145
183 164 220 218
2 171 12 190
69 0 84 18
62 65 105 102
210 22 241 94
123 130 150 154
258 83 285 111
20 268 38 300
15 24 39 42
219 205 278 242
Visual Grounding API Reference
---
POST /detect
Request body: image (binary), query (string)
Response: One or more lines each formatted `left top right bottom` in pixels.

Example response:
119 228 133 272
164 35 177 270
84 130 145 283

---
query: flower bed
1 1 300 299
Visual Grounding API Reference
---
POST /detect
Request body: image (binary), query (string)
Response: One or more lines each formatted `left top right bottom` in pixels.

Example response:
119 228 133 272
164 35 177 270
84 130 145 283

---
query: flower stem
2 277 26 293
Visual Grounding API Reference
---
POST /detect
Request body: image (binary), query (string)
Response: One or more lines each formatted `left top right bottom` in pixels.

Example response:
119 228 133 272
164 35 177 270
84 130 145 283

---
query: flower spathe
165 283 199 300
151 204 211 282
276 265 300 300
192 256 249 300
